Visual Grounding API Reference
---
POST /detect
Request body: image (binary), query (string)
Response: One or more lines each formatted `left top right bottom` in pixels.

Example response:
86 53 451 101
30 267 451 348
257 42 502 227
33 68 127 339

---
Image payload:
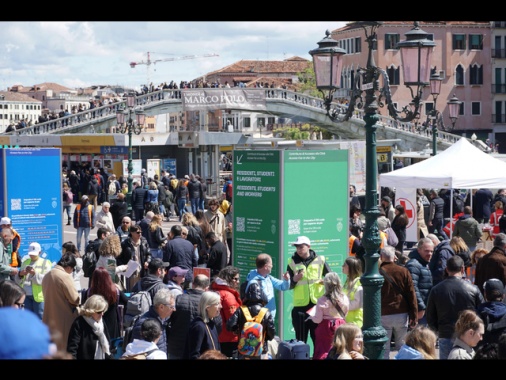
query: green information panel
232 149 349 344
233 150 281 280
281 149 349 341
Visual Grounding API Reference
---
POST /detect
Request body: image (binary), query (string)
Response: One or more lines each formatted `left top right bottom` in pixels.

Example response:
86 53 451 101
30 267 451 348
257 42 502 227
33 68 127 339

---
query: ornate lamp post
428 73 442 155
116 94 145 213
447 94 462 131
310 21 436 359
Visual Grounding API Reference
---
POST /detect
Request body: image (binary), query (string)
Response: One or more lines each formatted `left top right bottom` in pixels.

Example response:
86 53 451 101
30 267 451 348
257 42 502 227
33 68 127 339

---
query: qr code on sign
236 217 245 232
11 199 21 211
288 219 300 235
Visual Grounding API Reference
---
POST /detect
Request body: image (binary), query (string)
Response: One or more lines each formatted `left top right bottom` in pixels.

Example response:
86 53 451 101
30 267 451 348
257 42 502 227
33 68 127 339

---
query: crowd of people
3 179 506 360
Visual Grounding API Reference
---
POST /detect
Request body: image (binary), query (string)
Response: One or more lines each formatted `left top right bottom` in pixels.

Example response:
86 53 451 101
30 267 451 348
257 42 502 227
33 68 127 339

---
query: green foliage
297 65 321 98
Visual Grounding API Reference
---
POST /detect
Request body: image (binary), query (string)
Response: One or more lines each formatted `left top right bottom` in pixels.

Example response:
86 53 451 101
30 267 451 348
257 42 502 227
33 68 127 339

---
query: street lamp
310 21 436 359
116 94 145 213
428 73 442 155
447 94 461 131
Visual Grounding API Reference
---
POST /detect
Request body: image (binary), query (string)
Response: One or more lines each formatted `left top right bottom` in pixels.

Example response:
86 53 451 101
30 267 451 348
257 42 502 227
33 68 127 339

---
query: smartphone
297 269 304 274
25 266 33 271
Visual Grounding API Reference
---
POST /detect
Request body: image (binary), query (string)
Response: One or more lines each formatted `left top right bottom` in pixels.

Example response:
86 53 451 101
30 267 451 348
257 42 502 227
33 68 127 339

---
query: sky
0 21 348 92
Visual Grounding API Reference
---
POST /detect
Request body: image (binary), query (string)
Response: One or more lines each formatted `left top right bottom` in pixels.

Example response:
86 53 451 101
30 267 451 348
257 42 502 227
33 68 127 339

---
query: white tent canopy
379 137 506 189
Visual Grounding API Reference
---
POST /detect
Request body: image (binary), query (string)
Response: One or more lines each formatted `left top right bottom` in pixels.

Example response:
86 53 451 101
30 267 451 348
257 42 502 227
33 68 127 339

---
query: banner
182 88 266 111
394 187 417 243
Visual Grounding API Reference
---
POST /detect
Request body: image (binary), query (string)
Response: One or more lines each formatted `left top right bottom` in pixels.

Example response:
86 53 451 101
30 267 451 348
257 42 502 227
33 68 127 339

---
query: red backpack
226 182 233 201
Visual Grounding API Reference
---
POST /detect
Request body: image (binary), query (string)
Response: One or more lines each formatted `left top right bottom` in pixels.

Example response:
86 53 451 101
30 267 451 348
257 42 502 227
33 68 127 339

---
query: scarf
83 316 110 359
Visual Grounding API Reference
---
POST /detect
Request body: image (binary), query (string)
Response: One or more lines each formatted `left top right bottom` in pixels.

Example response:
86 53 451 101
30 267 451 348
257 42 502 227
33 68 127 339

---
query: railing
2 87 468 150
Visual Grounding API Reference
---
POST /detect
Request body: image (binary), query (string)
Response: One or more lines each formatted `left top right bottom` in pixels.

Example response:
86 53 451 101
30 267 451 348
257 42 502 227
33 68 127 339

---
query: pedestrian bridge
4 88 473 153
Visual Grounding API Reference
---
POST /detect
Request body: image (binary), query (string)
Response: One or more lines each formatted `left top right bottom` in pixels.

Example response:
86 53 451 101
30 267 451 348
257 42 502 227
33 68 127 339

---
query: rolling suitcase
276 312 310 359
276 339 310 360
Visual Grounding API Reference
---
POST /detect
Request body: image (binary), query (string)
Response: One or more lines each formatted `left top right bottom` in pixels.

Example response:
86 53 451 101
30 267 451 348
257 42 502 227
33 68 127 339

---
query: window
244 117 250 129
453 34 466 50
469 34 483 50
425 102 435 116
469 64 483 85
385 33 400 50
471 102 481 116
386 66 400 85
354 37 361 53
456 65 465 85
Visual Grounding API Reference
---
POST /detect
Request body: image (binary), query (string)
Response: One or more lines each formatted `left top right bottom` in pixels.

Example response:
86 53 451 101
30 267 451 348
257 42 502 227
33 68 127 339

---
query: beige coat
417 198 430 240
42 265 80 351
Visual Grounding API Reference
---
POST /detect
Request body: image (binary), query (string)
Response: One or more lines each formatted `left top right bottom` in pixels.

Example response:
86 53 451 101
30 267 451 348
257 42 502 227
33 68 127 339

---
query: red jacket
210 281 242 343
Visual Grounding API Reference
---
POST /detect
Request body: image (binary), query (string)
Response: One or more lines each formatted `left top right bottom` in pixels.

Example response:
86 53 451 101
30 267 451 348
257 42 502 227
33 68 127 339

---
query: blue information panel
162 158 177 176
4 148 63 264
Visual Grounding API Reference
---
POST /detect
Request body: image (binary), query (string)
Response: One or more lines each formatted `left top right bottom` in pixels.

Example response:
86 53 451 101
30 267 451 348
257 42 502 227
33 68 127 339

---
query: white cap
292 236 311 246
0 217 11 225
28 242 42 256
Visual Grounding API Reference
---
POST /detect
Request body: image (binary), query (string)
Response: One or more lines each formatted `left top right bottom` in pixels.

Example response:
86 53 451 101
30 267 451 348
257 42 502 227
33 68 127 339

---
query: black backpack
500 213 506 234
82 240 98 278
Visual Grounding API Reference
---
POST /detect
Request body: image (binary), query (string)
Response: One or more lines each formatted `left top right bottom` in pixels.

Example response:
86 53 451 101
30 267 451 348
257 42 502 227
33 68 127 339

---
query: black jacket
426 276 484 339
131 187 147 210
167 289 205 357
117 236 151 277
67 316 113 360
110 198 128 230
187 179 203 200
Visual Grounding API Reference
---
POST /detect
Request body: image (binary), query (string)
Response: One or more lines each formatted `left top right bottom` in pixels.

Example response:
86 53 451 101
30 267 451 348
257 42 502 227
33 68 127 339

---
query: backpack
120 348 158 360
500 213 506 234
453 195 465 215
123 283 158 328
226 182 233 201
122 314 141 352
82 241 97 278
385 227 399 248
108 181 117 195
237 306 268 357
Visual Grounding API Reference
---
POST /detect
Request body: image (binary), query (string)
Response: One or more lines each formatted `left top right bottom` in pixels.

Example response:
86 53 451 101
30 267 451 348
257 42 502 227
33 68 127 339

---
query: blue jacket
394 344 424 359
245 270 290 320
406 249 433 311
132 306 169 354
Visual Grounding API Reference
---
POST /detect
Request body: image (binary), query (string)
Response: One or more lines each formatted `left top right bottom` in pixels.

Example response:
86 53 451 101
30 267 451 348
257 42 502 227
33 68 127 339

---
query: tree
297 65 321 98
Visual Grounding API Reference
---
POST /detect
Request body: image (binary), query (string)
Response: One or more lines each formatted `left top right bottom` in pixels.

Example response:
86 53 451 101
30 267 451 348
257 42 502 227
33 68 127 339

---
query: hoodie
477 300 506 344
394 344 424 360
454 213 483 249
122 339 167 359
245 269 290 320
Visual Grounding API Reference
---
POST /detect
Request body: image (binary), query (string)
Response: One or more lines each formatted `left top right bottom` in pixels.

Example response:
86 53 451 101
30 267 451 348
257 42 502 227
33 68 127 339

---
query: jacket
210 279 242 344
406 249 433 312
131 187 147 210
117 236 151 278
167 289 205 358
17 257 52 303
132 306 170 354
380 261 418 323
146 226 167 250
187 179 203 200
163 236 197 284
122 339 166 359
183 316 220 359
207 240 229 279
110 199 128 229
475 246 506 295
73 202 95 229
0 242 13 281
287 249 331 306
245 269 290 320
344 277 363 327
477 300 506 344
454 214 483 248
429 240 455 286
226 280 276 356
67 316 113 360
394 344 424 359
426 276 484 339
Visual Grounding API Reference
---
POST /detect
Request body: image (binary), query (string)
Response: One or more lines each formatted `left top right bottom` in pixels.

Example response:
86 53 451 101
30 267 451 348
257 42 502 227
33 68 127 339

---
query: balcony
492 48 506 58
492 84 506 94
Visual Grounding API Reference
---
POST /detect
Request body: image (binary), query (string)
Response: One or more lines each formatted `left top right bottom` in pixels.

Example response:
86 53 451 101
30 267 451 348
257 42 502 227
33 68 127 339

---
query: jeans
199 198 205 211
76 227 91 253
381 312 408 359
63 205 72 219
177 198 187 220
438 337 454 360
25 295 44 320
190 198 199 214
430 217 448 240
158 203 166 217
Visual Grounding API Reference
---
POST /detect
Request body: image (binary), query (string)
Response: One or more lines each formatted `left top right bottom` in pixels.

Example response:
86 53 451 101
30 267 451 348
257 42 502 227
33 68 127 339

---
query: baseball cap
0 217 11 225
292 236 311 246
148 258 170 272
382 196 392 203
28 242 42 256
169 266 189 278
81 195 89 201
484 278 505 299
0 308 52 359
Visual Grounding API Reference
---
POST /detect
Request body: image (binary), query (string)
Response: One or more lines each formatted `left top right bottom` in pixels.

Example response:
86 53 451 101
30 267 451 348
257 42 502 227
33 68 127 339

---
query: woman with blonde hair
146 214 166 260
325 323 367 360
96 235 127 286
67 294 112 360
307 272 349 360
449 236 472 279
448 309 485 360
395 326 438 359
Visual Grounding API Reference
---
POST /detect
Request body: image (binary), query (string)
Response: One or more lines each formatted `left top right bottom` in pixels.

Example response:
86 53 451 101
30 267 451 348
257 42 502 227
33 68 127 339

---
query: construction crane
129 52 219 85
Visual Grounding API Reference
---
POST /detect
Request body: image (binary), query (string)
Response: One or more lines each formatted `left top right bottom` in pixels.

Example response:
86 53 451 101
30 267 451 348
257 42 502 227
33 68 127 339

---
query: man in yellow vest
286 236 331 345
14 242 52 320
